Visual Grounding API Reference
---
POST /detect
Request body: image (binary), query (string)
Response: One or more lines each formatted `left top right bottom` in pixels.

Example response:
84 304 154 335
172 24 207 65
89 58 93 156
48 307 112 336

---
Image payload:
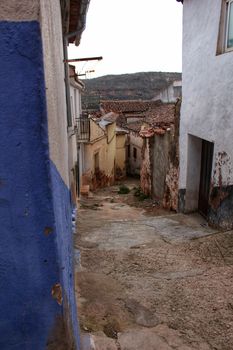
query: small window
133 147 137 160
226 0 233 49
217 0 233 54
70 95 74 126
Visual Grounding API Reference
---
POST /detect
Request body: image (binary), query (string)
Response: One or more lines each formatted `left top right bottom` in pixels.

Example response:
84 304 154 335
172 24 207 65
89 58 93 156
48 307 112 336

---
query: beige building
76 112 127 192
99 99 181 210
100 100 164 177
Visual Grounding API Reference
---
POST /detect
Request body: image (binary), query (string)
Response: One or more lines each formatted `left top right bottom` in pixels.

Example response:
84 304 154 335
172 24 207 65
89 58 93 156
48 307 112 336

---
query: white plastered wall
180 0 233 193
40 0 70 187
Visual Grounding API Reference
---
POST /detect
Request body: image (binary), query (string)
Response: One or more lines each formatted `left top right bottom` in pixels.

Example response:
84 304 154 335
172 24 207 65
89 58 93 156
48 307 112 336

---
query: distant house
140 101 181 210
76 111 128 193
100 100 163 177
152 80 182 103
177 0 233 229
100 99 180 209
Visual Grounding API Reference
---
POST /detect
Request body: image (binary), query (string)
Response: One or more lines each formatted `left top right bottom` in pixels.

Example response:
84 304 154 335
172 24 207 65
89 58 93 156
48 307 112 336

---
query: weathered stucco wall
152 133 170 199
40 1 80 347
83 121 116 189
0 0 40 20
106 123 117 183
141 100 180 210
140 138 153 196
180 0 233 228
116 134 127 179
90 119 105 142
0 1 80 348
40 0 70 188
69 82 83 203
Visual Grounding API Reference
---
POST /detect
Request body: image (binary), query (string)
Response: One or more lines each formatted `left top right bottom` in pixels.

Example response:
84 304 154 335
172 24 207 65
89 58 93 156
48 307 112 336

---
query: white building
69 65 85 200
153 80 182 103
178 0 233 229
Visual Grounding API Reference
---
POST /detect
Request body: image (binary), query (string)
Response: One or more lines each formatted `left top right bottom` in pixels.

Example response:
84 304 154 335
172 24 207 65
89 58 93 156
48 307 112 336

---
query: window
70 95 74 126
226 0 233 49
217 0 233 54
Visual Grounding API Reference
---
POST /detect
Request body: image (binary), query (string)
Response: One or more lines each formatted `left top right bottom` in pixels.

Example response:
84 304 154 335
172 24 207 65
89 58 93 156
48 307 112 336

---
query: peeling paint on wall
140 99 181 210
51 284 63 306
91 169 114 190
163 100 181 210
209 151 233 229
140 138 153 196
212 151 232 188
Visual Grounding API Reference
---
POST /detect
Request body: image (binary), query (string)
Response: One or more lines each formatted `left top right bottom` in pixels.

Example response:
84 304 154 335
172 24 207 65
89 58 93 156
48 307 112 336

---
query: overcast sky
68 0 183 78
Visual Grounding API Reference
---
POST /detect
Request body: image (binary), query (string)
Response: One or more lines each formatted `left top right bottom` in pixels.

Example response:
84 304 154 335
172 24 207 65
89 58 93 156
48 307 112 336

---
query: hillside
81 71 182 110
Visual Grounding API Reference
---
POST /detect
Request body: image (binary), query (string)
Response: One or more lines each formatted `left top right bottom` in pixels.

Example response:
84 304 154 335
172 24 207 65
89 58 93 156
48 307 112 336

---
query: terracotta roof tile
98 100 176 136
100 100 162 114
145 103 175 127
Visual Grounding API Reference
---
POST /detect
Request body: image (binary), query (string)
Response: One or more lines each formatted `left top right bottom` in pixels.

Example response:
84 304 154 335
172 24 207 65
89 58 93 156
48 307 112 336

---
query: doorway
198 140 214 218
94 152 100 174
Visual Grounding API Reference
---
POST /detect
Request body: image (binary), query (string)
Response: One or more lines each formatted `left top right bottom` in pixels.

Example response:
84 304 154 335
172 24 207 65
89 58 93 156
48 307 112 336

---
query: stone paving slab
80 325 211 350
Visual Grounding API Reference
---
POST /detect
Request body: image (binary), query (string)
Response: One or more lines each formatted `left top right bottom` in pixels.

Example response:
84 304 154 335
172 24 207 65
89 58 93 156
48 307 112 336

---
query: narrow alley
75 181 233 350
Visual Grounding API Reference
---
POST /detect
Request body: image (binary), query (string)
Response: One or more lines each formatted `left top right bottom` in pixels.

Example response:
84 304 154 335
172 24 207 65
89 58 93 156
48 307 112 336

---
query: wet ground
75 180 233 350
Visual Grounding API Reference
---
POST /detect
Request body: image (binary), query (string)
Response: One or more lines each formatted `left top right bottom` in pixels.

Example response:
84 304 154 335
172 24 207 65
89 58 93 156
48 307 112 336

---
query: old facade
100 99 180 210
76 111 127 192
69 64 85 200
152 80 182 103
100 100 163 177
0 1 89 348
177 0 233 229
140 101 180 210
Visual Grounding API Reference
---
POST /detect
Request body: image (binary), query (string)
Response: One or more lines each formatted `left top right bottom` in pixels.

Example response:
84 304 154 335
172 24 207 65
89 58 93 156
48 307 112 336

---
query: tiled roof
144 103 175 127
98 100 176 137
100 100 162 114
68 0 90 45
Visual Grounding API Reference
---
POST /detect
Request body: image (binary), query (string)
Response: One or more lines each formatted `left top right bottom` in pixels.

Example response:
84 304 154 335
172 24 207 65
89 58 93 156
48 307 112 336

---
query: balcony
76 116 90 142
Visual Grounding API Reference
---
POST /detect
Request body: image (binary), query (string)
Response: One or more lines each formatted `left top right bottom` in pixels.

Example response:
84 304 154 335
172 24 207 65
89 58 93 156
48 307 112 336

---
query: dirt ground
75 180 233 350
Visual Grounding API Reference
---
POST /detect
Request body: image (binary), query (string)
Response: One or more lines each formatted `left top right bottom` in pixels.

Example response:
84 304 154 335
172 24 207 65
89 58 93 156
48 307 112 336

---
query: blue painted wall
0 21 78 349
50 161 80 348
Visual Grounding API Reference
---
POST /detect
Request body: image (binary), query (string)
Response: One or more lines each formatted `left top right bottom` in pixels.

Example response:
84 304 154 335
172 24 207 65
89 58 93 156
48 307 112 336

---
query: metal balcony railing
76 116 90 142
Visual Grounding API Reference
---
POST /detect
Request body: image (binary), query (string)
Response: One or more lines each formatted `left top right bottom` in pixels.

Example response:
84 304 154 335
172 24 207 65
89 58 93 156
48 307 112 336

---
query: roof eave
70 0 90 46
61 0 90 46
